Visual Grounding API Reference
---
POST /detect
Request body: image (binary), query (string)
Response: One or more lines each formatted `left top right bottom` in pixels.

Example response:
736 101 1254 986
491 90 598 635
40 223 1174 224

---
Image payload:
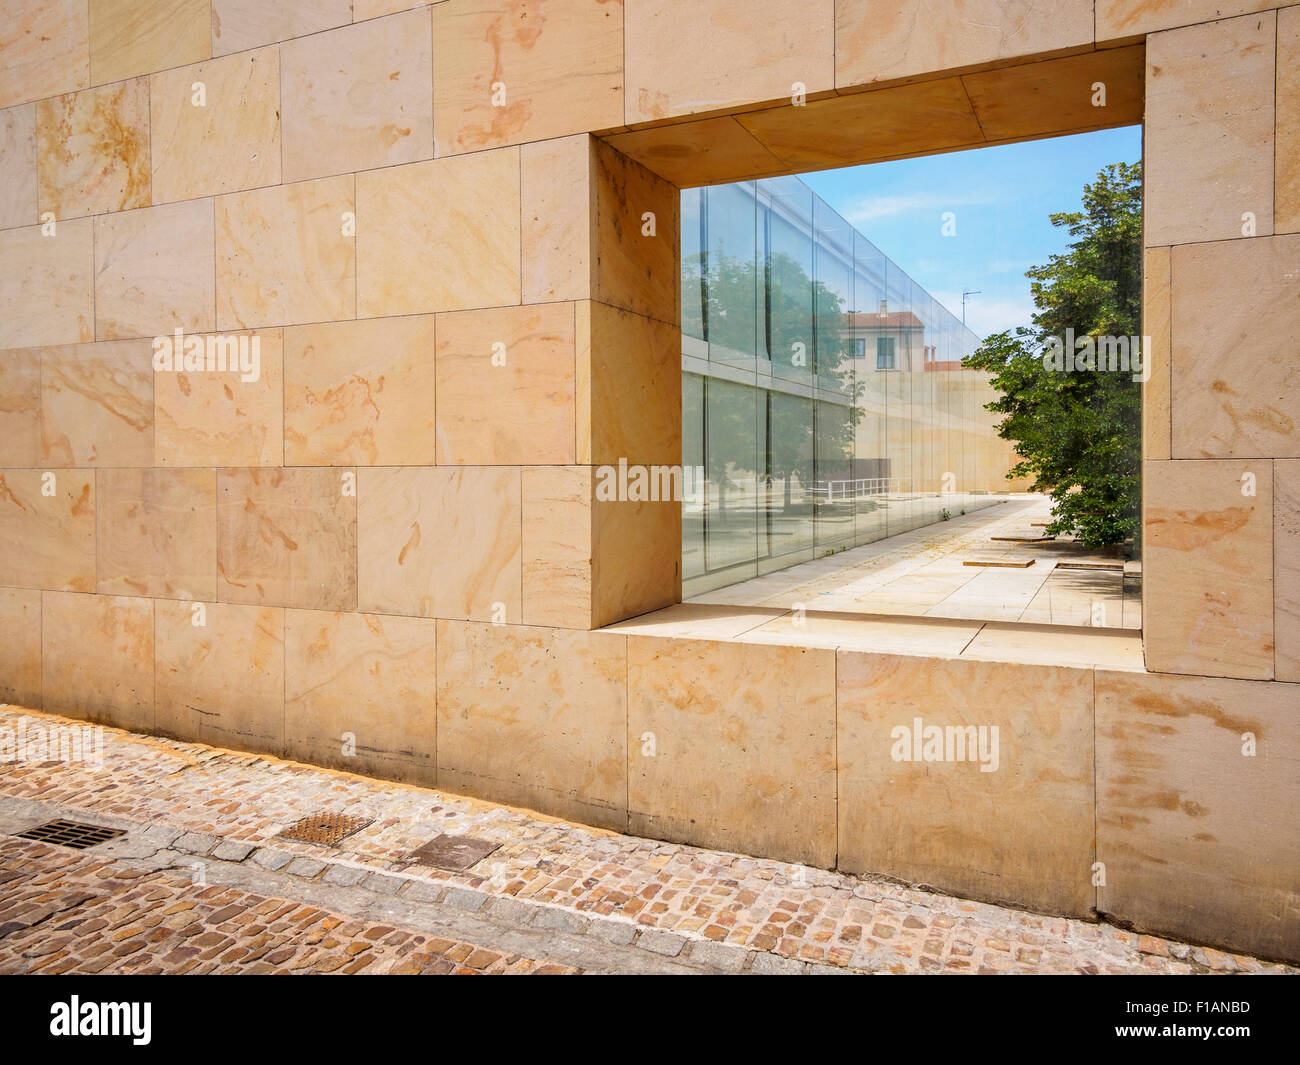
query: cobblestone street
0 707 1293 976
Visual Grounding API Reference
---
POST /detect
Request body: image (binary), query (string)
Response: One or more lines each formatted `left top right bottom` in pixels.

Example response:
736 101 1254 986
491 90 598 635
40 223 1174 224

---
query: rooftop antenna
961 289 981 327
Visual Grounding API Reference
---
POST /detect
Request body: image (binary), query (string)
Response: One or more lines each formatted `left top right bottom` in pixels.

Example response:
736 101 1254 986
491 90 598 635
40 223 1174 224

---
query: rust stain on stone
69 482 91 517
1126 691 1259 737
454 1 546 149
397 521 420 566
94 85 150 208
0 475 28 512
1146 505 1253 550
637 88 670 121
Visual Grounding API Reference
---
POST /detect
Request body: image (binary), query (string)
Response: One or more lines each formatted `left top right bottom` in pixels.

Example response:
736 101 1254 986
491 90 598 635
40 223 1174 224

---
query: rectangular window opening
679 127 1144 632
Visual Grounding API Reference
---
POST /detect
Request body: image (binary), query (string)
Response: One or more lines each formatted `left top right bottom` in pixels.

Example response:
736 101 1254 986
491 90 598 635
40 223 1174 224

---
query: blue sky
800 126 1143 340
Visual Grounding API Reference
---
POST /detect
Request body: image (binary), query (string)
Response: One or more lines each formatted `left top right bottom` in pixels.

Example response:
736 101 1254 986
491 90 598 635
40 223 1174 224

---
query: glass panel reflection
681 175 1008 597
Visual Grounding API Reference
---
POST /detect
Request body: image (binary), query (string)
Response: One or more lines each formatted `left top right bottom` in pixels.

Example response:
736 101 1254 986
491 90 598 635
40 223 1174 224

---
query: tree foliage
963 161 1143 548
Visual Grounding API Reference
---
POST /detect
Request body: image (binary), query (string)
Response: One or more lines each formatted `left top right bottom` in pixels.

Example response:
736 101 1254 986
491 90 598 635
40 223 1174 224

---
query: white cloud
842 190 999 226
931 291 1036 339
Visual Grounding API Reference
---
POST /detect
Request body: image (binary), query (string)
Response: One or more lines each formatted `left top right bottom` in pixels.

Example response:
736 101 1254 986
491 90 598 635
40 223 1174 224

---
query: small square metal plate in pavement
15 819 126 850
277 812 373 847
406 834 501 872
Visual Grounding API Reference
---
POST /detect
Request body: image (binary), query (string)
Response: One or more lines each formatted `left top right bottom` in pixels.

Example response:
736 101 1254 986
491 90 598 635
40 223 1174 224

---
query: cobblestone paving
0 838 577 974
1 707 1294 975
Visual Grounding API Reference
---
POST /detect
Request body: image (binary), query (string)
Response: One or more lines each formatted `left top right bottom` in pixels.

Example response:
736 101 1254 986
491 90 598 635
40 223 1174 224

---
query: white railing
812 477 911 502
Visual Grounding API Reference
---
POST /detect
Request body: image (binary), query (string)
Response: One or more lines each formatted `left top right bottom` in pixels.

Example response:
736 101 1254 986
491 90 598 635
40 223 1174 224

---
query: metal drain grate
405 834 500 872
277 812 373 847
15 819 125 850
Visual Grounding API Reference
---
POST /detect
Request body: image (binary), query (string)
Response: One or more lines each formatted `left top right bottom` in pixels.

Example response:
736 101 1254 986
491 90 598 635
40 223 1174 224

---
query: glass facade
682 176 1019 595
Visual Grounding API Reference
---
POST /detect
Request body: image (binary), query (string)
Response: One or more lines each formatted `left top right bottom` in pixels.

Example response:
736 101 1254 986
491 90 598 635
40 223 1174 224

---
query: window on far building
876 336 896 370
851 337 866 358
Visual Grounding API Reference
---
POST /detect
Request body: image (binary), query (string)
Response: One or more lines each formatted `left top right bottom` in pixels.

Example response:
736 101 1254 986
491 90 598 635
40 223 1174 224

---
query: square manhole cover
406 834 500 872
278 812 373 847
15 819 125 850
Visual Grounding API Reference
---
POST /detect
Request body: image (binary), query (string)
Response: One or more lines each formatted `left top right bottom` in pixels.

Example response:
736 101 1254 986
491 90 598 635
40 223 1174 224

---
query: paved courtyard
693 494 1142 629
0 706 1291 976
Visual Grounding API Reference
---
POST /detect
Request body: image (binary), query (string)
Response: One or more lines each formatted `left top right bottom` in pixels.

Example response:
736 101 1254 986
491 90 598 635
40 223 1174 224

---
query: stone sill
602 602 1146 672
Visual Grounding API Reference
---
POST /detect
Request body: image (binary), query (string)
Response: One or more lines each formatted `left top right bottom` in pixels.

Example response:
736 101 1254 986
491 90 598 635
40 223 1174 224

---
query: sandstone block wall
0 0 1296 961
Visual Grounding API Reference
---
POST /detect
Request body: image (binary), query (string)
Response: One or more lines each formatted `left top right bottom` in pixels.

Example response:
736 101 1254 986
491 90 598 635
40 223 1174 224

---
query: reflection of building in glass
843 310 924 370
681 175 1026 595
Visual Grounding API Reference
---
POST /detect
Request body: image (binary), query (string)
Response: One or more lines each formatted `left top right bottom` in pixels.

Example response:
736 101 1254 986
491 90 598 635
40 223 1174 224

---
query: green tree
963 161 1143 549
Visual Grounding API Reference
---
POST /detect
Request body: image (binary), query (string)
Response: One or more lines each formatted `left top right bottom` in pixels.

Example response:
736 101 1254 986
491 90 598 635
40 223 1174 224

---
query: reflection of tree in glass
681 249 863 521
701 377 752 525
769 393 812 513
